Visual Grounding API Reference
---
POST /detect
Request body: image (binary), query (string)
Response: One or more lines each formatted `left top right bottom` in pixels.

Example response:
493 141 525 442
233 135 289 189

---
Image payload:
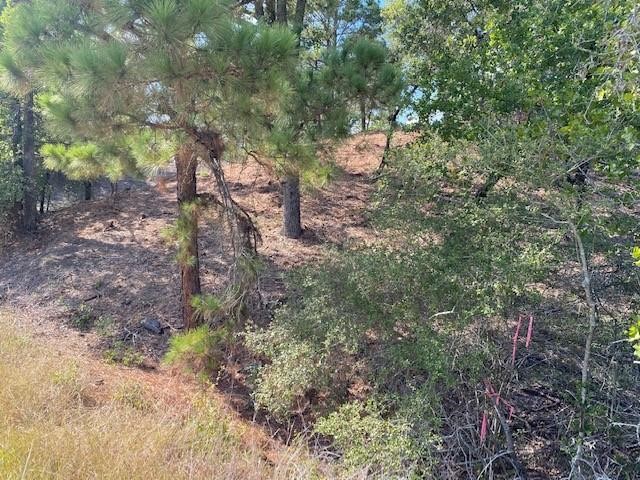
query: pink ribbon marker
512 314 523 365
525 314 534 349
480 412 488 443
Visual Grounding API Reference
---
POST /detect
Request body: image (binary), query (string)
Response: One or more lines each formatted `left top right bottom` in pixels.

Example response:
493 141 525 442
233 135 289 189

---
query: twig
492 401 528 479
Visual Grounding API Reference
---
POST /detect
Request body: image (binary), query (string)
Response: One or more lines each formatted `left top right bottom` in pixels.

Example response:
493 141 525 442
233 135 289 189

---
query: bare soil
0 131 415 361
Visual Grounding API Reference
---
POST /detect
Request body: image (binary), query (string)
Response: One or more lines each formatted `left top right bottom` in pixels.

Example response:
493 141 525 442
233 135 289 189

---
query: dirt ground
0 131 415 361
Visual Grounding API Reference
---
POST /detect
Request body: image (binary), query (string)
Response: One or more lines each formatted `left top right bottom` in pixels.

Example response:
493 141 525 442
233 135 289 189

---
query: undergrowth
245 136 640 478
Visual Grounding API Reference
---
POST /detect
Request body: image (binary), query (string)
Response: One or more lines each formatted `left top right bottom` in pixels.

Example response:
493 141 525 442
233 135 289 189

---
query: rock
141 318 163 334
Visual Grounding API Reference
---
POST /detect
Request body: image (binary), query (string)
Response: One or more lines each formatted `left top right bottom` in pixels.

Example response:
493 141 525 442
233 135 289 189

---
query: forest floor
0 131 414 358
0 131 414 477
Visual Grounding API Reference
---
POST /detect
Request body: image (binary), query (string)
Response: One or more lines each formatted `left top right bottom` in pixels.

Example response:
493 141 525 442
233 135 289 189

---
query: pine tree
0 0 297 327
340 38 403 132
253 0 401 238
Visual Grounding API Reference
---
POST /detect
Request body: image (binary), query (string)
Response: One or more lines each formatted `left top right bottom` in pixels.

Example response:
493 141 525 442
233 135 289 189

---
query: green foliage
95 315 116 337
0 150 20 210
164 325 229 376
190 294 223 324
0 96 21 222
112 382 151 411
70 303 95 331
385 0 639 177
161 200 200 267
633 246 640 267
315 400 420 477
628 315 640 361
245 335 326 419
301 0 383 51
104 341 145 368
629 249 640 361
339 37 404 128
245 136 561 472
0 0 299 182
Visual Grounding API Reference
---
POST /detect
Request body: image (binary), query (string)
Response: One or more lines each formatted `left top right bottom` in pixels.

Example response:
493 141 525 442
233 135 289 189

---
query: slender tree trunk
254 0 264 19
276 0 287 23
11 98 21 164
281 173 302 238
360 98 367 132
569 221 598 478
293 0 306 40
265 0 275 23
175 147 201 329
39 171 49 214
22 91 37 232
83 181 92 201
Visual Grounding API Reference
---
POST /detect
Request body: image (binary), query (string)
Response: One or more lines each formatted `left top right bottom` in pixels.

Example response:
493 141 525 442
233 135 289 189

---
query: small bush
246 336 328 419
315 400 419 478
70 304 95 330
113 382 151 411
190 294 222 323
95 315 116 336
103 341 145 367
164 325 229 376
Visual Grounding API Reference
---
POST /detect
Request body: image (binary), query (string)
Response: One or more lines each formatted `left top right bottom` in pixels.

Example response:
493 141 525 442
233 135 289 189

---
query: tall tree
20 91 36 231
0 0 297 328
302 0 382 49
254 0 400 238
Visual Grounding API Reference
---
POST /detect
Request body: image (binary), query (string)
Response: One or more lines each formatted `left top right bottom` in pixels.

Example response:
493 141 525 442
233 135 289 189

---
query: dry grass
0 314 327 480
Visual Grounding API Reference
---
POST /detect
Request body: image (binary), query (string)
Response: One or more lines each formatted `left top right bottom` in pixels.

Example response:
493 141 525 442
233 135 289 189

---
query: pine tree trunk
39 171 49 214
276 0 287 23
360 98 367 132
265 0 275 23
22 92 37 232
83 181 92 201
11 98 21 164
293 0 306 39
281 173 302 238
175 148 201 329
254 0 264 19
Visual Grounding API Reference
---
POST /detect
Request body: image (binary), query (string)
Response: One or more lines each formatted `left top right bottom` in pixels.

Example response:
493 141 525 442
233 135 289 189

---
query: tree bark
254 0 264 19
21 91 37 232
276 0 287 23
293 0 306 39
281 173 302 238
175 147 201 329
83 181 92 201
39 171 49 214
360 98 367 132
265 0 275 23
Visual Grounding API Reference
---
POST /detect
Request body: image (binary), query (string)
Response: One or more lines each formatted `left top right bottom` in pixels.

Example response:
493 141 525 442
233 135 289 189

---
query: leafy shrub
70 304 95 330
164 325 229 376
104 341 145 368
0 149 21 210
245 334 328 418
245 137 560 473
315 400 419 477
95 315 116 337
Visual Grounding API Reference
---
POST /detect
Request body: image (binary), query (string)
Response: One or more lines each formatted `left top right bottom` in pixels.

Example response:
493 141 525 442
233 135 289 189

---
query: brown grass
0 311 330 480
